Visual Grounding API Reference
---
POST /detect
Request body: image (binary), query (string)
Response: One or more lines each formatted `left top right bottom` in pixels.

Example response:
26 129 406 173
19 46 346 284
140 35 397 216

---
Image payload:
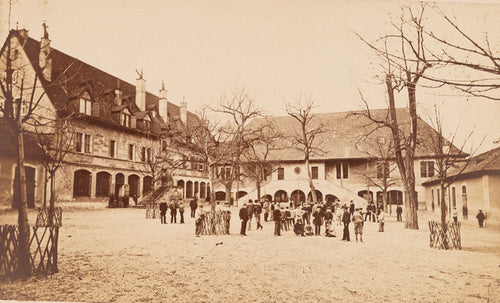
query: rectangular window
109 140 116 158
79 98 92 115
277 167 284 180
452 187 456 207
75 132 83 152
420 161 435 178
128 144 134 160
336 163 349 179
121 112 130 127
75 132 91 153
146 147 152 163
377 162 389 179
141 147 146 162
311 166 318 179
84 134 91 153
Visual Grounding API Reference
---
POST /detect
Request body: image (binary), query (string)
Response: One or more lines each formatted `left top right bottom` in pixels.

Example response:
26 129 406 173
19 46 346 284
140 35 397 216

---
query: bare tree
356 4 435 229
240 119 284 201
426 105 482 249
356 136 398 213
0 31 51 277
31 113 77 226
213 90 263 205
285 96 328 204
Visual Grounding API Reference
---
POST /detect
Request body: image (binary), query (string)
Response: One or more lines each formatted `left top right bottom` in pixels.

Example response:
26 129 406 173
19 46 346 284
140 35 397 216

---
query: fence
200 210 231 235
0 225 59 279
428 221 461 250
36 207 63 227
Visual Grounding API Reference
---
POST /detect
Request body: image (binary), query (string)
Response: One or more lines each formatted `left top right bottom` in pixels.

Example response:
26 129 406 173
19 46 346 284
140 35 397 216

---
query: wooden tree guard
146 203 159 219
0 225 59 279
429 221 461 250
36 207 63 227
200 210 231 235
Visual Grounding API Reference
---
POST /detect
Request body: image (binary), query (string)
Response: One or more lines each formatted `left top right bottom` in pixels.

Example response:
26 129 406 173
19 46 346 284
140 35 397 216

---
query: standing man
396 205 403 222
452 208 458 224
378 209 385 232
190 198 198 218
239 203 249 236
353 208 364 242
312 207 323 236
349 200 355 218
273 204 282 236
170 200 177 223
247 200 254 230
159 200 168 224
342 207 351 241
476 210 485 228
179 200 185 224
263 200 270 222
254 200 263 230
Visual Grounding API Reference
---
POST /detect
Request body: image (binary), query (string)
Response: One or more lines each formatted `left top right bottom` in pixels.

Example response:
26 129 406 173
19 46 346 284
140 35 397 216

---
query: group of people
238 199 387 241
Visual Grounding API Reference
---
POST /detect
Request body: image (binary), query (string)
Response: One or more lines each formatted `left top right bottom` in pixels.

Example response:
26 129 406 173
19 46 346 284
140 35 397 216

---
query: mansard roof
248 108 464 162
5 29 199 136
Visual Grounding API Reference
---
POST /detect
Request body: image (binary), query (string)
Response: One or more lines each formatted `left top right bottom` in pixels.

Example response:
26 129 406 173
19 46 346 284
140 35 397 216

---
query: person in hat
239 203 249 236
273 204 282 236
341 206 351 241
476 210 486 228
353 208 364 242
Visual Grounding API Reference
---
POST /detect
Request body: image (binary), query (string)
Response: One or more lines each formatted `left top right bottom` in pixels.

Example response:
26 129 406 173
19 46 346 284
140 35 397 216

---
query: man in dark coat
273 205 282 236
190 198 198 218
342 207 351 241
170 201 177 223
312 208 323 236
159 201 168 224
239 203 249 235
396 205 403 221
476 210 485 228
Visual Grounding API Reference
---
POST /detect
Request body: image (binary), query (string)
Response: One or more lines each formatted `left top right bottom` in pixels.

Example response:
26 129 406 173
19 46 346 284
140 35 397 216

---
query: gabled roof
423 146 500 185
4 29 199 136
248 108 464 162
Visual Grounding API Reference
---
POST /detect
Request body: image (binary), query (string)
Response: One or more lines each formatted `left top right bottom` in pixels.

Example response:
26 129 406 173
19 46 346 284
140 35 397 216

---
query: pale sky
1 0 499 153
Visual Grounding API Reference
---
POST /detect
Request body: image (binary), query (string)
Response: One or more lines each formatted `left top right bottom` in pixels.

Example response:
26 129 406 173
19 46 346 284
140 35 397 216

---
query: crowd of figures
238 199 401 242
158 197 204 224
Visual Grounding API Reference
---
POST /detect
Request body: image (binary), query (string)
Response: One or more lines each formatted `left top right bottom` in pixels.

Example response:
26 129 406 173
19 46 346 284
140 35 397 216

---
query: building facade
0 28 209 209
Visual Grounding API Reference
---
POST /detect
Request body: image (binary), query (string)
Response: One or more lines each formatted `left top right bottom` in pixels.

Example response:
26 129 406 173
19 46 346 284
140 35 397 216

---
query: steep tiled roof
6 30 199 135
248 108 463 161
423 146 500 185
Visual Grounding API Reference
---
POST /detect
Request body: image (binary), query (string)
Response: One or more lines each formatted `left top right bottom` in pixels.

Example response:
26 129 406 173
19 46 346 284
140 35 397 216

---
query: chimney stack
158 81 168 123
114 79 122 105
39 23 52 81
135 69 146 111
180 96 187 125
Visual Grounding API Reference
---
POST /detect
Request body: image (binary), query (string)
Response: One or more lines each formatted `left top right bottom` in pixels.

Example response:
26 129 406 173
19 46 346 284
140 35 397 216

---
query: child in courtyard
353 208 364 242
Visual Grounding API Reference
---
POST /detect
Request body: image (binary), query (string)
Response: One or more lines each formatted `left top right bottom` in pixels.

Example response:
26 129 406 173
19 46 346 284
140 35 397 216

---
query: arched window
462 185 468 219
274 190 288 202
73 169 92 197
96 172 111 197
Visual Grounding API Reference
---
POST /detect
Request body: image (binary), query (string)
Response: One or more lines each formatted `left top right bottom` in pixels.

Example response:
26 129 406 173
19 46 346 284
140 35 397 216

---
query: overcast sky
1 0 499 153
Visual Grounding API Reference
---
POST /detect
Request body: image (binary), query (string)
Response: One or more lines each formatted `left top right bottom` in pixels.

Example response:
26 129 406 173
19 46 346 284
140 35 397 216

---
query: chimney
114 79 122 105
39 23 52 81
158 81 168 123
18 29 29 41
135 70 146 111
180 96 187 125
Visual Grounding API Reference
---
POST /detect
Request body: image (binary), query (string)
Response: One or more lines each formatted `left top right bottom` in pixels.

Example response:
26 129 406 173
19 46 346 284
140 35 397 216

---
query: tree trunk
305 157 318 203
440 182 449 249
15 123 31 278
403 157 419 230
48 173 55 226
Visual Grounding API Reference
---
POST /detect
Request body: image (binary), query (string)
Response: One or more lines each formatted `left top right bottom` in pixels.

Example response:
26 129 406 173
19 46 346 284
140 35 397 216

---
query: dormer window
120 108 132 127
79 97 92 115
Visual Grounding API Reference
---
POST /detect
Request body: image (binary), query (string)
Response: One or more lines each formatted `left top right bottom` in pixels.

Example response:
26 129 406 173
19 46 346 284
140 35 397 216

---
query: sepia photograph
0 0 499 302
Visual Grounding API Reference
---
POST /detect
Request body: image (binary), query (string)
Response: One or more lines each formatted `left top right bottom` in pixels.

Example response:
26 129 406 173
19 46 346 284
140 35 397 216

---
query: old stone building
218 109 466 210
0 28 209 209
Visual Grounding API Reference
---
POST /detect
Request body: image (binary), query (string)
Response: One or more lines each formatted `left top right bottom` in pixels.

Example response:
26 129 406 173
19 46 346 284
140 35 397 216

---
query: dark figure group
159 199 189 224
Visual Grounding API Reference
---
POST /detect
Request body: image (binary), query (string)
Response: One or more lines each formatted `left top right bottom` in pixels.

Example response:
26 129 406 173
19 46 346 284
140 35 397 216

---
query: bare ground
0 206 499 303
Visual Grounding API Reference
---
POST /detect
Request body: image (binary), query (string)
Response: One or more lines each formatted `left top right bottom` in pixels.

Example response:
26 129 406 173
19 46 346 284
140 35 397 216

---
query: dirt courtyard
1 206 499 303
